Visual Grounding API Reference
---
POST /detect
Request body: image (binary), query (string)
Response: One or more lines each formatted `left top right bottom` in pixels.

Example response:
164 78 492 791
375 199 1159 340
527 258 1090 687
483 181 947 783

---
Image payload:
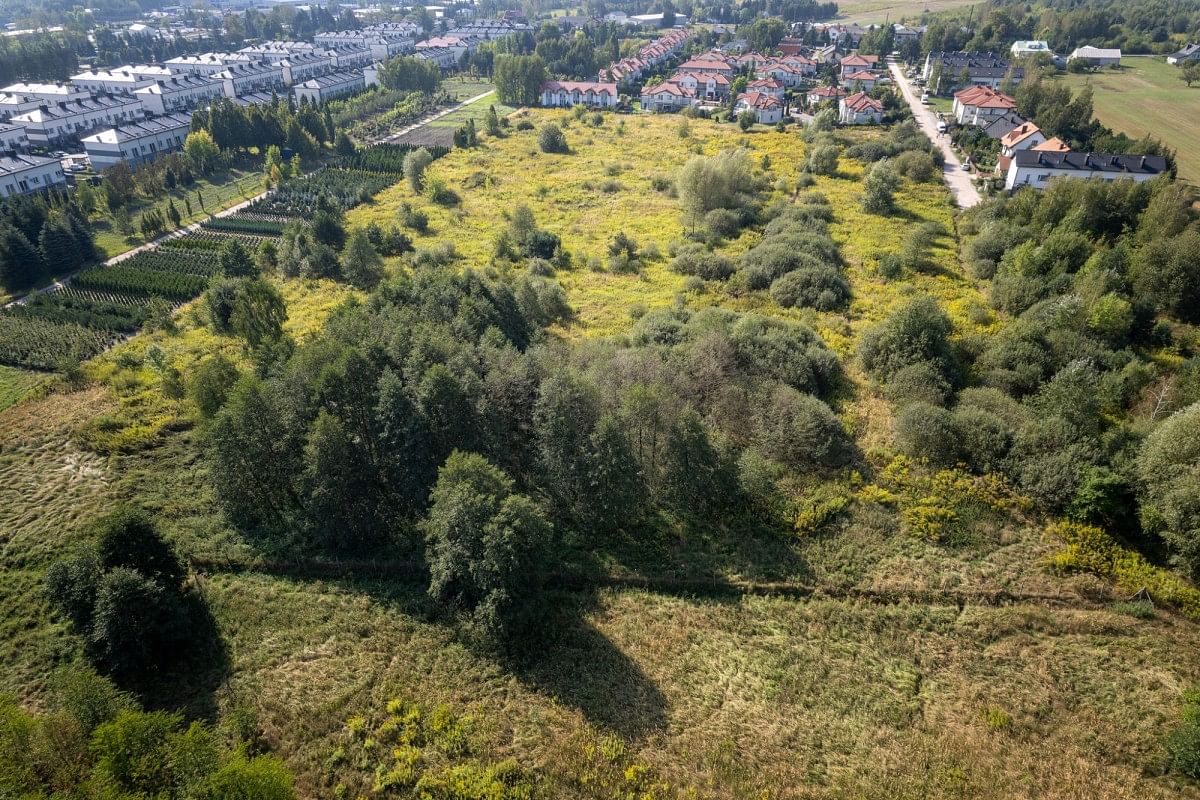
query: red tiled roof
1032 136 1070 152
999 122 1040 148
736 91 782 109
842 91 882 112
842 70 877 81
809 85 847 98
541 80 617 96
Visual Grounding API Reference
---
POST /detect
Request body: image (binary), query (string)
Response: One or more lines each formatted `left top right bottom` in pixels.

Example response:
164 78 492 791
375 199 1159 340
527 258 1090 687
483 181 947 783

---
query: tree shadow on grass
130 590 231 723
506 591 669 740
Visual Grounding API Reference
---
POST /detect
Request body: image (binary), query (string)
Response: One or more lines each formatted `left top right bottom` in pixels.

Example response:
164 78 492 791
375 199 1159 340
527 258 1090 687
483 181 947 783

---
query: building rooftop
1012 150 1166 174
81 112 192 145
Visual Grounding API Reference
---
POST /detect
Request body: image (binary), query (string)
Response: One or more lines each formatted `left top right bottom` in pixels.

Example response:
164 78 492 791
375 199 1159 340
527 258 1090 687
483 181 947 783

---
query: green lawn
442 77 499 102
1061 56 1200 185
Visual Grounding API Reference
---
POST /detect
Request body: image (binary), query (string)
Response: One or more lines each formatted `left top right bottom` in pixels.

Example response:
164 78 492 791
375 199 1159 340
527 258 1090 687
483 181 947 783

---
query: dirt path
381 89 496 142
887 57 982 209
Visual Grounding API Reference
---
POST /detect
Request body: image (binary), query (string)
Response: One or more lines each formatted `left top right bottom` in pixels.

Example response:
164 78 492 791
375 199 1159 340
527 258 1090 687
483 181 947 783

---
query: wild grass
2 111 1199 800
0 365 49 414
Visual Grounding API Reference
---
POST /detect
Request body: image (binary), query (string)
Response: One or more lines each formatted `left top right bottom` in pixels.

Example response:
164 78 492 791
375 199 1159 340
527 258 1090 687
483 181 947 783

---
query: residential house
237 41 317 62
293 70 365 105
0 121 27 151
279 51 334 85
778 38 806 56
671 71 730 101
807 85 847 105
1167 42 1200 64
416 35 478 60
734 91 783 124
415 47 459 70
923 51 1021 92
217 62 286 98
640 81 696 112
9 96 145 146
1069 46 1121 67
539 80 618 108
70 67 159 96
0 153 65 197
746 77 785 100
995 121 1045 173
166 52 253 76
329 47 374 70
81 112 191 170
1005 150 1166 191
602 28 690 85
676 55 735 76
980 112 1029 140
812 44 840 64
892 25 922 46
776 55 818 76
314 30 414 60
134 74 223 115
0 82 90 104
756 62 808 87
952 85 1016 125
838 54 878 76
1010 40 1052 59
840 70 880 90
839 91 882 124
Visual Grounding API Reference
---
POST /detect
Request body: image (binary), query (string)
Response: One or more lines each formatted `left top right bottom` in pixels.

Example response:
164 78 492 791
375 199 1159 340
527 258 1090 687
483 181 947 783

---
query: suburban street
887 57 982 208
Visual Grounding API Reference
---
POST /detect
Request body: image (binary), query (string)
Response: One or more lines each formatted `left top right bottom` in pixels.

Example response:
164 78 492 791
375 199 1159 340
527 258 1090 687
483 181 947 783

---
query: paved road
887 58 982 209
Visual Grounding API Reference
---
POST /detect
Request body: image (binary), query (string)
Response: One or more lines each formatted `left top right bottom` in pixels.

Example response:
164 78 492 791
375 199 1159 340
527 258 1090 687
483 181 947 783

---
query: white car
920 93 929 104
936 121 947 134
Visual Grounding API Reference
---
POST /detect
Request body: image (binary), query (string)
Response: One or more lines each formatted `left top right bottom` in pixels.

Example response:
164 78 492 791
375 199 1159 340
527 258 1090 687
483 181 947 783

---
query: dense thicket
894 177 1200 574
200 262 850 637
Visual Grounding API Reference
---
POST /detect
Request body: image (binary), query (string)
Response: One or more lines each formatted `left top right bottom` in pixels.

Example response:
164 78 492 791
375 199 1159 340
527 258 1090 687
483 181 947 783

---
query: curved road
887 57 982 208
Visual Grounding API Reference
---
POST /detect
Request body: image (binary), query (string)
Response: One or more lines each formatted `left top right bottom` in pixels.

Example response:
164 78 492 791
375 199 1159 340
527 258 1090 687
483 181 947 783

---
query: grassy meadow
3 110 1200 798
1061 57 1200 185
0 364 47 413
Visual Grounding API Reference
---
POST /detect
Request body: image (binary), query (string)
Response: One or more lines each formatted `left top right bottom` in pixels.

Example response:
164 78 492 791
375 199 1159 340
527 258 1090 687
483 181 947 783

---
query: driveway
887 58 982 209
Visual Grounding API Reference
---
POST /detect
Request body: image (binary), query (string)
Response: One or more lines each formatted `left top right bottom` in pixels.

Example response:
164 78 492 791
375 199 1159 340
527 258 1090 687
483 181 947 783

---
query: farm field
1061 56 1200 185
832 0 978 24
92 165 268 260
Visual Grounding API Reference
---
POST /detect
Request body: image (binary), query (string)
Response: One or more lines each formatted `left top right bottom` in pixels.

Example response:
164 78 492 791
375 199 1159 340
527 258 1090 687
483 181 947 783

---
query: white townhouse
539 80 617 108
416 35 478 59
9 96 145 146
415 47 459 69
70 68 157 96
293 71 365 105
314 31 414 61
166 52 253 76
756 62 808 88
135 74 223 115
237 41 318 62
640 80 696 112
0 121 28 151
0 153 65 197
1005 151 1167 191
217 62 286 98
81 112 191 170
330 47 374 70
278 52 334 85
0 94 47 121
0 82 90 104
746 77 785 100
230 91 278 108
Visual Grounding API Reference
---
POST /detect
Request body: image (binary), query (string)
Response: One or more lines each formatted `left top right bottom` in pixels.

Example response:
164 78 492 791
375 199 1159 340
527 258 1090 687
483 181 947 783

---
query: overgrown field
3 111 1200 800
1060 57 1200 185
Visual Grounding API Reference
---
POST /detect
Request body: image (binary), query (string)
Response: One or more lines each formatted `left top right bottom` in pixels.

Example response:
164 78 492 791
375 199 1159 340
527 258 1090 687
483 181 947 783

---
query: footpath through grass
92 166 267 260
1061 57 1200 185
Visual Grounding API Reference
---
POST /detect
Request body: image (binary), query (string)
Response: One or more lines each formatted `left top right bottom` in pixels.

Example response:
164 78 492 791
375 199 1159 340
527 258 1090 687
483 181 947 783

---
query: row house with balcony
81 112 191 170
9 95 144 146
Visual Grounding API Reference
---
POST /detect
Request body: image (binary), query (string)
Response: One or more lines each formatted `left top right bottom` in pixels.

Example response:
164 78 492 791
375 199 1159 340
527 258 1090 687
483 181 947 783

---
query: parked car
936 121 947 134
920 93 929 104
